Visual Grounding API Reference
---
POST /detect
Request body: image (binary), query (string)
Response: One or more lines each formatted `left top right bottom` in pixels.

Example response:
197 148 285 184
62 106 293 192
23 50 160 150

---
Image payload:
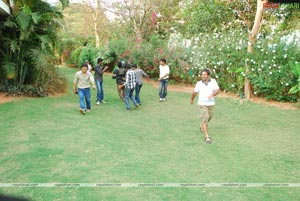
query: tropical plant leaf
31 12 42 24
3 62 17 79
16 11 31 30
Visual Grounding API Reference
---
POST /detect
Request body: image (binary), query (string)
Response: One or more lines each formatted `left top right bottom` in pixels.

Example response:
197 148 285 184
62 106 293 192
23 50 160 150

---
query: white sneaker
159 98 163 102
96 101 100 105
101 100 106 104
87 109 91 112
162 98 166 101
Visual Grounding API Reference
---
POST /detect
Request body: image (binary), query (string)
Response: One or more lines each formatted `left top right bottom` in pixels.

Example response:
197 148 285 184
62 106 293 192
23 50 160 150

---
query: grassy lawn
1 67 300 200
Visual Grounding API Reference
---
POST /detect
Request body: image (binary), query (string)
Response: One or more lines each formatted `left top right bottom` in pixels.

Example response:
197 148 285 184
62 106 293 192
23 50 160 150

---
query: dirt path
1 81 298 110
0 93 18 104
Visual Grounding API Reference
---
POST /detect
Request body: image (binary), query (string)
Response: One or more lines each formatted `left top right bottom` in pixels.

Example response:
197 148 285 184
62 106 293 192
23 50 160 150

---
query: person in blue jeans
94 58 109 105
158 58 170 102
122 64 139 111
133 64 149 105
73 64 96 115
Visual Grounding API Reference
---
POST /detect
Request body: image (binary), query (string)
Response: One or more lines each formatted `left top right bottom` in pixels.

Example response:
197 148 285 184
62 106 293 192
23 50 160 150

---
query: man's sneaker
87 109 91 112
162 98 166 101
96 101 100 105
101 100 106 104
135 104 139 109
80 109 86 115
159 98 163 102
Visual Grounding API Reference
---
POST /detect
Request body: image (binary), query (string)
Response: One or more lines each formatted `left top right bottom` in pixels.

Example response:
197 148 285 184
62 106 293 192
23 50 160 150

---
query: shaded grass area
1 68 300 200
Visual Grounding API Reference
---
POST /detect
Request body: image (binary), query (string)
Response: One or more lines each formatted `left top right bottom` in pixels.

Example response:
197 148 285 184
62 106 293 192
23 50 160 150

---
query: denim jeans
125 86 138 110
96 80 104 102
135 84 143 104
159 79 169 98
78 88 91 110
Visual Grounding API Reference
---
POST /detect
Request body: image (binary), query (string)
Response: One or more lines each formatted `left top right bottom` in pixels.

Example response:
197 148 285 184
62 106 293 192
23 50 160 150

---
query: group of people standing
73 58 152 112
73 58 219 144
112 61 150 110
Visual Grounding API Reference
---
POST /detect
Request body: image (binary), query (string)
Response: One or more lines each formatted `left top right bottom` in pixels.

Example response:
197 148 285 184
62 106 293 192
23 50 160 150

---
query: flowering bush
247 36 300 102
182 28 299 102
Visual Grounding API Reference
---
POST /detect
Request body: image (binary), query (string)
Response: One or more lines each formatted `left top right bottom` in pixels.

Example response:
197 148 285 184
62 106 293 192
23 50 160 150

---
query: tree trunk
245 0 268 99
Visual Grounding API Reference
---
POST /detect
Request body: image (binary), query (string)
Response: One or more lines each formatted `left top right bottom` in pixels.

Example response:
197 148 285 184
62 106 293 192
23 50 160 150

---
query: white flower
254 92 257 95
284 54 287 58
272 50 276 53
269 72 272 74
231 84 235 87
286 83 289 86
273 64 276 67
264 60 267 64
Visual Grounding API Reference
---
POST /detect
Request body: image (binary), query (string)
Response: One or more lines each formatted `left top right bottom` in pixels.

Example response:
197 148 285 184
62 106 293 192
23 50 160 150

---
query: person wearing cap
122 64 139 111
190 68 220 144
94 58 109 105
132 64 150 105
73 63 96 115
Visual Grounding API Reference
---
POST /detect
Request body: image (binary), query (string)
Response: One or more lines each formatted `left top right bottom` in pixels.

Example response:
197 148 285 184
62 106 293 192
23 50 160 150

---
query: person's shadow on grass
0 194 32 201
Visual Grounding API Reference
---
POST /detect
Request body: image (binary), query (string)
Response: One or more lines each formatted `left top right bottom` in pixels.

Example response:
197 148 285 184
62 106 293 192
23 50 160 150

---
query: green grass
1 67 300 200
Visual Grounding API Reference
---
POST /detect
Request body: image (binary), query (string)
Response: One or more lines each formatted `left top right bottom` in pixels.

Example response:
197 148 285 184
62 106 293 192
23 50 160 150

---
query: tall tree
111 0 181 48
245 0 268 99
74 0 109 47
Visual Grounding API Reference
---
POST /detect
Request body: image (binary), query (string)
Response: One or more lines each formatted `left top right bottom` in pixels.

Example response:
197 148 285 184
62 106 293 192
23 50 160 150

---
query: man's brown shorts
199 105 213 124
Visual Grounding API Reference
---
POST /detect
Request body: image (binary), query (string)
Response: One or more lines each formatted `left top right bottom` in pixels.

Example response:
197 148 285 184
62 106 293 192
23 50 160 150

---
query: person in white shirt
158 58 170 102
190 69 220 144
85 60 93 73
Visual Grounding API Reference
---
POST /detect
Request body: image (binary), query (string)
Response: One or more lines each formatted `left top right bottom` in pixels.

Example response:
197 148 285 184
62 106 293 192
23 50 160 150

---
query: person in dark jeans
94 58 108 105
133 64 149 105
122 64 139 110
158 58 170 102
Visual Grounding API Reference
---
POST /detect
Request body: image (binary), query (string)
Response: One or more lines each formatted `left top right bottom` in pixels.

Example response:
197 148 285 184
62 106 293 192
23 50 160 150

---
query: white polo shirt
159 65 170 79
194 78 219 106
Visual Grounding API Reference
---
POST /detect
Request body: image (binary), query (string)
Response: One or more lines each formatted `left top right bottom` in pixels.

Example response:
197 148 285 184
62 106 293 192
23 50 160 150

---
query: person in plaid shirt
123 64 139 111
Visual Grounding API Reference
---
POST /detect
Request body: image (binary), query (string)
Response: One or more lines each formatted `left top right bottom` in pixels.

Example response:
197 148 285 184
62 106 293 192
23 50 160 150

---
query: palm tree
0 0 69 94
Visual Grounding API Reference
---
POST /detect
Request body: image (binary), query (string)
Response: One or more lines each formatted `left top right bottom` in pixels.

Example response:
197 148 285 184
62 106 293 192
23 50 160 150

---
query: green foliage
69 47 83 67
247 35 300 102
0 0 69 96
288 63 300 95
78 46 99 67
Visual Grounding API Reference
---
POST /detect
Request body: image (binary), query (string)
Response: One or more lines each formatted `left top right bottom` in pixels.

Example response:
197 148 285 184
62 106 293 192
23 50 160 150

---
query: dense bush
247 36 300 102
180 28 300 102
0 1 68 97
